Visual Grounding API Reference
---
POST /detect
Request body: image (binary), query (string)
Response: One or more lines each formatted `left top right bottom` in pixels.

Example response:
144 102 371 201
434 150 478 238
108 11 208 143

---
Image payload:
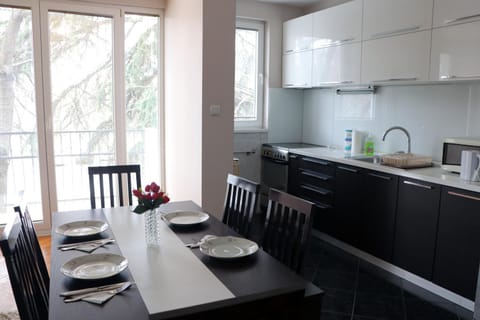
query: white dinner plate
162 211 209 226
56 220 108 237
61 253 128 280
199 236 258 259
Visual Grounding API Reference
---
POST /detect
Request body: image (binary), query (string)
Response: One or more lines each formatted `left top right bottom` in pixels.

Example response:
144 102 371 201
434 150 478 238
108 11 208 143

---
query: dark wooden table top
49 202 307 320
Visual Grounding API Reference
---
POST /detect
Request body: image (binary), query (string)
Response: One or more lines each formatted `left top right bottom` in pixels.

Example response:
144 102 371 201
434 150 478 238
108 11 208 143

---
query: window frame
234 18 266 131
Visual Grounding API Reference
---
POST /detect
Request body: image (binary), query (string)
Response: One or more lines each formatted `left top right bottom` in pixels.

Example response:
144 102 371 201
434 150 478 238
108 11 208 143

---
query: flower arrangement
132 182 170 214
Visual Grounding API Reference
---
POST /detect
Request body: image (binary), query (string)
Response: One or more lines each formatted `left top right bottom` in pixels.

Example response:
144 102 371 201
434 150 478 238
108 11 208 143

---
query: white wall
164 0 235 218
201 0 236 217
303 0 350 13
164 0 203 205
302 83 480 161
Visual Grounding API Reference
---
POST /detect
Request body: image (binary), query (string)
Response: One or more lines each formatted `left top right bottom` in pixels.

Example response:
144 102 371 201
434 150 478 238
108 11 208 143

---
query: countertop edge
290 148 480 194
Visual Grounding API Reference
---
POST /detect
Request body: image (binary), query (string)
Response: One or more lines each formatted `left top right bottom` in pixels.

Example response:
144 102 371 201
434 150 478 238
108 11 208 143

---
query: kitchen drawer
296 192 334 234
298 168 334 190
298 183 334 206
299 157 335 177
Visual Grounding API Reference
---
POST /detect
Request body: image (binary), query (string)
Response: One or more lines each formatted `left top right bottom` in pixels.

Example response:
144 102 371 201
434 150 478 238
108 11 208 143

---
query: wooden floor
0 236 51 313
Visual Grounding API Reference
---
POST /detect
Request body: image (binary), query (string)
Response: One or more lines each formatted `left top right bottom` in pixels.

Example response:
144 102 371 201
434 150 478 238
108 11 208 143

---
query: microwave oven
442 137 480 173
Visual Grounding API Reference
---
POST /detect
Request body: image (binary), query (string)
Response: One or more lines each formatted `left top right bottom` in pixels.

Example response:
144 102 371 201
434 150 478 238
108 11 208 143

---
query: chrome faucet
382 126 411 154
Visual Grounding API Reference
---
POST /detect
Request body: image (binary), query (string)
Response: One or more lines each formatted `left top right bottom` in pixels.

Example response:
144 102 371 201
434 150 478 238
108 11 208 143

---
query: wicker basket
381 153 432 169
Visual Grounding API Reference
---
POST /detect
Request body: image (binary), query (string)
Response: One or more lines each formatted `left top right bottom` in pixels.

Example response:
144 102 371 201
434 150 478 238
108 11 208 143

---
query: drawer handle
440 75 480 80
444 13 480 25
301 184 331 196
303 158 330 166
337 166 359 173
289 155 298 159
301 170 330 181
368 172 391 181
403 180 432 190
447 191 480 201
370 25 421 39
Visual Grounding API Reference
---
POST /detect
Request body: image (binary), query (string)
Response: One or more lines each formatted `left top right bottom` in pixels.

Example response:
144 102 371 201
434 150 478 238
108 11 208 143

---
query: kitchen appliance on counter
260 143 322 211
442 137 480 173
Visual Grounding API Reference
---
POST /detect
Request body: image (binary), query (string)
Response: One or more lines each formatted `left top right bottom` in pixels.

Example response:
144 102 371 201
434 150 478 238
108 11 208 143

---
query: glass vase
145 207 161 247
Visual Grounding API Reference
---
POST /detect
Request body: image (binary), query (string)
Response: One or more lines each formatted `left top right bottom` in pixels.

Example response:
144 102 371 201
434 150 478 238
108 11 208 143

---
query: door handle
447 191 480 201
370 25 421 39
367 172 391 181
337 166 359 173
444 13 480 25
403 180 432 190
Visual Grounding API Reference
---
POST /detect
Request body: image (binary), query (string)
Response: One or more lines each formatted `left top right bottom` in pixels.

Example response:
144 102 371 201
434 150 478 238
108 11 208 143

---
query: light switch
209 105 221 116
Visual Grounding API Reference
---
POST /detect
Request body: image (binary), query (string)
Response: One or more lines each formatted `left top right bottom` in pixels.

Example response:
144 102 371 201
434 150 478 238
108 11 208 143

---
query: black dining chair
222 173 260 239
1 206 49 320
262 188 324 320
88 164 141 209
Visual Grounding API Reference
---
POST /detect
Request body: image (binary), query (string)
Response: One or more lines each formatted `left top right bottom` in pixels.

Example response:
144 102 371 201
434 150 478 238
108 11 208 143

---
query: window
234 19 265 130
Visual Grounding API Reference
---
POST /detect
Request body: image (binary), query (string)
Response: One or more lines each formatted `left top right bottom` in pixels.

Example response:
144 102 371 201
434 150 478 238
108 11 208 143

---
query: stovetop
261 142 324 161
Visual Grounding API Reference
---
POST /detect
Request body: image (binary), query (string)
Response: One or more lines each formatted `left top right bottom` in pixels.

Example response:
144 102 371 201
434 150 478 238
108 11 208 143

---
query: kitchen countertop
290 147 480 194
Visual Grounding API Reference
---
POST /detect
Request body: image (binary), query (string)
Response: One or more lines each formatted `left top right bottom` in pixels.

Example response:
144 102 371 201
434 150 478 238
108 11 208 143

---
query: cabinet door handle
373 77 417 82
440 75 480 80
284 84 295 87
370 25 421 39
303 158 330 166
403 180 432 190
289 155 297 159
285 49 294 53
317 80 354 85
444 13 480 25
368 172 391 181
301 170 330 181
301 184 331 196
337 166 359 173
335 37 355 45
447 191 480 201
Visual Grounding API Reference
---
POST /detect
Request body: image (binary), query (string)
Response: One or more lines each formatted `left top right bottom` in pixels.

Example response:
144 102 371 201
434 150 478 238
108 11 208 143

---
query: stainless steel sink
352 156 382 164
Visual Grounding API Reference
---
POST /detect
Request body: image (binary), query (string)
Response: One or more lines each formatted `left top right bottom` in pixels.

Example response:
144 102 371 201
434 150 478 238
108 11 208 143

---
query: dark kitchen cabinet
334 164 364 246
360 170 398 262
394 177 441 280
295 156 335 233
288 153 301 196
433 187 480 300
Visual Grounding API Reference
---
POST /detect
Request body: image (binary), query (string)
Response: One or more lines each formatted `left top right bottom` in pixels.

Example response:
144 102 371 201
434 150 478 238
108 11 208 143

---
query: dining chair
88 164 141 209
222 173 260 239
1 207 49 320
262 188 324 320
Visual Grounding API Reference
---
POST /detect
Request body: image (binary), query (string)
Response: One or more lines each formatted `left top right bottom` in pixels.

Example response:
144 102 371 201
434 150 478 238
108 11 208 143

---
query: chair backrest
222 174 260 238
88 164 141 209
1 207 49 320
262 188 318 273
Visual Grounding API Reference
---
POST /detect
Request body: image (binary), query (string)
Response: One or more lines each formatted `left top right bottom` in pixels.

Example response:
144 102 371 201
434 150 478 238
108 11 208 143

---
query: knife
60 281 130 297
63 282 132 303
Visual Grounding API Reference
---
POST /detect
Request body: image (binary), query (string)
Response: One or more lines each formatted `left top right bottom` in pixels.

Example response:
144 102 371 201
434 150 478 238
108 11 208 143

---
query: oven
260 143 321 211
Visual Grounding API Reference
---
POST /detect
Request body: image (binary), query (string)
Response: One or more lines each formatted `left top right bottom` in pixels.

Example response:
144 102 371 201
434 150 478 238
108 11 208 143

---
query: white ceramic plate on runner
199 236 258 259
61 253 128 280
162 211 209 226
56 220 108 237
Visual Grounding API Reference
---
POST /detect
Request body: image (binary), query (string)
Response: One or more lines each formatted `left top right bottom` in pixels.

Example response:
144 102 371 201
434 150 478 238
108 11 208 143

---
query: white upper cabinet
283 14 313 54
363 0 433 40
283 51 312 88
361 31 431 83
312 42 361 86
433 0 480 27
312 0 362 49
430 21 480 81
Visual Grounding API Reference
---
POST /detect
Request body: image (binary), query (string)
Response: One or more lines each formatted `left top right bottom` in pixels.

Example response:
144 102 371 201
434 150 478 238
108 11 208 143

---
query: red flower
132 182 170 214
145 185 151 192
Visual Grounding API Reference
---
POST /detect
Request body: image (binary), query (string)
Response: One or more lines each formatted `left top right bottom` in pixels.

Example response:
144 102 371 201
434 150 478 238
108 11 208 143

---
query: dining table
49 201 309 320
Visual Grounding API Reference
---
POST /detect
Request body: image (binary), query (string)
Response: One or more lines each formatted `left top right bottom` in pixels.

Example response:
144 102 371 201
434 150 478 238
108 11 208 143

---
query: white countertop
290 147 480 193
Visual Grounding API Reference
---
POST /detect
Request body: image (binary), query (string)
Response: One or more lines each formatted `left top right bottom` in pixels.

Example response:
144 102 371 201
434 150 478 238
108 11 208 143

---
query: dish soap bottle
364 134 375 156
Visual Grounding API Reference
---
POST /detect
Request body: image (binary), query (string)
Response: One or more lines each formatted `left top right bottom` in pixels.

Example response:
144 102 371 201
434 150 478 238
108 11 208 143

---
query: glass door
45 9 116 211
0 5 47 226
